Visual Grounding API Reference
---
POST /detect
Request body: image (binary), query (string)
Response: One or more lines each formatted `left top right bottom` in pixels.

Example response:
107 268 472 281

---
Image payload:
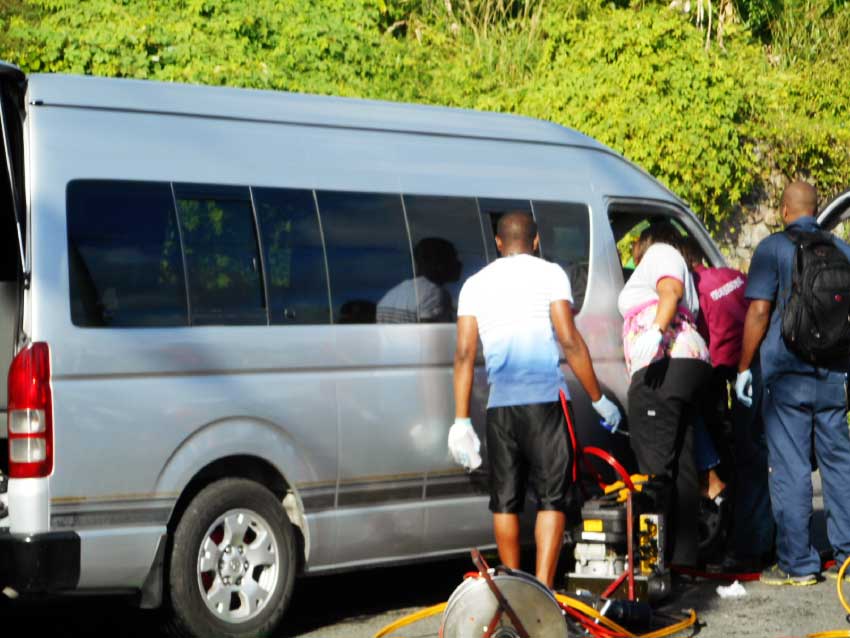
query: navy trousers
763 372 850 575
732 362 775 562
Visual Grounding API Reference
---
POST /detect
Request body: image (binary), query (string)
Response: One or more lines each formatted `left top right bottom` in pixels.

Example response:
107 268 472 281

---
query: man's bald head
496 211 538 255
781 180 818 225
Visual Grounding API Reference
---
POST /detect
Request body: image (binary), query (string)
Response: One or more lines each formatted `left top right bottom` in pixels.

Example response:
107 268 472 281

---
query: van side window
253 187 330 325
67 180 188 327
534 201 591 313
403 195 487 322
174 184 267 326
317 191 414 324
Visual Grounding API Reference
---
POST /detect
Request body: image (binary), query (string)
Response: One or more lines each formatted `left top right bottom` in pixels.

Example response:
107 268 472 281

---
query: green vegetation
2 0 849 233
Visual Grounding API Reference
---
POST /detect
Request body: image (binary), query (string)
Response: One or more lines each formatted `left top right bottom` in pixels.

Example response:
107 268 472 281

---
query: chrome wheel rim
197 508 280 624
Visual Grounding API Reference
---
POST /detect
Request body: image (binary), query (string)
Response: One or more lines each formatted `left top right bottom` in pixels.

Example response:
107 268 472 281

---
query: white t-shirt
617 243 699 318
457 254 573 408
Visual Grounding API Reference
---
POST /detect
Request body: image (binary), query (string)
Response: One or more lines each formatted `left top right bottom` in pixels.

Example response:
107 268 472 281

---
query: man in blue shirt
737 181 850 585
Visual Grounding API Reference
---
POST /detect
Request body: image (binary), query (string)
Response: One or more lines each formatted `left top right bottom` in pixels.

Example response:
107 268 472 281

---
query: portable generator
566 480 671 603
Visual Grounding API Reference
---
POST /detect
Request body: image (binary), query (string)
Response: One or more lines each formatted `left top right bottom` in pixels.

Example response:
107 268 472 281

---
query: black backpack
781 228 850 367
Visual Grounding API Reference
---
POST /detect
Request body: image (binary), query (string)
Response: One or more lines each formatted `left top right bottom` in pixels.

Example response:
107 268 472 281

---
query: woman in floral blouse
618 220 711 567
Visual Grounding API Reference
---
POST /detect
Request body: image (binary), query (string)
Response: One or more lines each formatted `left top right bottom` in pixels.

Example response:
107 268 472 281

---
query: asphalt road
2 474 848 638
3 553 850 638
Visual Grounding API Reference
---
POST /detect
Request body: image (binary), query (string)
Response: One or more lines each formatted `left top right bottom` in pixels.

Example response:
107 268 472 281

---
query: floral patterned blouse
618 243 710 376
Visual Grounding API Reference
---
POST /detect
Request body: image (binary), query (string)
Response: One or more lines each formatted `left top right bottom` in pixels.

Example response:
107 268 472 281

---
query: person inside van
679 237 729 503
618 220 711 568
680 236 776 570
377 237 460 323
451 211 622 588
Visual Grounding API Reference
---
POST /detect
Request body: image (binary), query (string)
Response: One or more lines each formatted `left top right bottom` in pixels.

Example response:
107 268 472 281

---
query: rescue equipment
567 491 671 603
559 391 670 603
440 550 565 638
373 548 698 638
373 391 694 638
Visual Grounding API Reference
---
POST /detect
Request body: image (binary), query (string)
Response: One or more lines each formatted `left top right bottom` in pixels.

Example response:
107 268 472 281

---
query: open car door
818 188 850 234
0 61 26 279
0 61 26 490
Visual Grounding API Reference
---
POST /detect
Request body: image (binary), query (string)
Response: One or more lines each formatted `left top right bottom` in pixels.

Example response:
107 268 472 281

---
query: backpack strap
783 228 834 275
783 228 807 282
783 227 833 246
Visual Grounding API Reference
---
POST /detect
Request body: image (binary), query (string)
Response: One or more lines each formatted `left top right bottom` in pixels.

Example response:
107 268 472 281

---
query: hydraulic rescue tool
567 481 671 602
559 391 671 603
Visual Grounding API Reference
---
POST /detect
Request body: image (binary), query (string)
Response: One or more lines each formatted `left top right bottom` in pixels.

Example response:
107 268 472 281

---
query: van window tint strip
67 180 189 327
317 191 414 324
403 195 487 322
253 187 330 325
66 181 591 326
174 184 267 326
533 200 591 312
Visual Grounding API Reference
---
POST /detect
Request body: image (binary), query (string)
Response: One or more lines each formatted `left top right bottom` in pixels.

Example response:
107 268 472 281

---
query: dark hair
633 220 683 264
679 235 705 268
413 237 461 285
496 211 537 247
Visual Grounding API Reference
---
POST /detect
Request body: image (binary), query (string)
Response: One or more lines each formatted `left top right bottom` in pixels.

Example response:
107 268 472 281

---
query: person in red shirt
681 236 775 570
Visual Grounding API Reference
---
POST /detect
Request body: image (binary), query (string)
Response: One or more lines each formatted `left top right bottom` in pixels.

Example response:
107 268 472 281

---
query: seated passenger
377 237 461 323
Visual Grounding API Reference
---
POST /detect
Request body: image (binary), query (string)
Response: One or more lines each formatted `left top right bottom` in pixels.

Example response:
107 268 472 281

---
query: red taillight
7 342 53 478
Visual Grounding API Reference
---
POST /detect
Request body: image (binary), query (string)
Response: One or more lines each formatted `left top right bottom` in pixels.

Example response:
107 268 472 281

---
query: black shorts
486 400 572 514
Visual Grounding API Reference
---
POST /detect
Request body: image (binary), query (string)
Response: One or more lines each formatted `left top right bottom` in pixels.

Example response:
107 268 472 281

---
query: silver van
0 62 724 637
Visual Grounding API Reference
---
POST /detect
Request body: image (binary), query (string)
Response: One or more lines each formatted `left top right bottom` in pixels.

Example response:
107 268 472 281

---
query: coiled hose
807 555 850 638
372 581 698 638
373 555 850 638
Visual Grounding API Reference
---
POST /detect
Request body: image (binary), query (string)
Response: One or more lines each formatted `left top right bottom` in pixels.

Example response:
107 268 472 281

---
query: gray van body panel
26 74 611 152
14 73 714 588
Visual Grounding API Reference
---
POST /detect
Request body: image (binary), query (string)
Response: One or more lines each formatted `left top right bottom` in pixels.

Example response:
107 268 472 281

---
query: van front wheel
168 478 296 638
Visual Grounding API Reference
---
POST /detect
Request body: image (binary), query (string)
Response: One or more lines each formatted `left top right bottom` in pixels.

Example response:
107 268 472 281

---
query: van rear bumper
0 530 80 592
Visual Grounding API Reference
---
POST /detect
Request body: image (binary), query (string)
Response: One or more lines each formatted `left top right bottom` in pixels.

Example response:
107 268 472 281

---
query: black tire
167 478 296 638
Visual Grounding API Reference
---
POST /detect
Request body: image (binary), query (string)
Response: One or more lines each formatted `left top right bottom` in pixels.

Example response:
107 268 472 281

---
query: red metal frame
559 390 637 601
471 549 530 638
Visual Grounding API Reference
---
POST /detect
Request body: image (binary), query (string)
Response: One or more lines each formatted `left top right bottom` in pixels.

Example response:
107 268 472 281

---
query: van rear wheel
168 478 296 638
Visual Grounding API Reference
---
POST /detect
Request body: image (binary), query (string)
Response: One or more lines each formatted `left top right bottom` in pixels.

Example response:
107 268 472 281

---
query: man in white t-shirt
452 211 622 588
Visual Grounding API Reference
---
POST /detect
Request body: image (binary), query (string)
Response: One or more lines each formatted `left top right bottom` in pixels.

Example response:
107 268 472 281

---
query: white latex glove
447 418 482 471
592 395 623 433
630 325 663 370
735 370 753 408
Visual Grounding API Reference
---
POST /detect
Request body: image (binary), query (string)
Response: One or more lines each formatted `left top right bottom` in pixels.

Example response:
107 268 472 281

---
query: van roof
27 73 612 151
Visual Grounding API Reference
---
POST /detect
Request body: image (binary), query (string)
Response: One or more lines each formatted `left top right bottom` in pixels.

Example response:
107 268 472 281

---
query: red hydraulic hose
558 389 635 490
671 559 837 583
559 389 580 483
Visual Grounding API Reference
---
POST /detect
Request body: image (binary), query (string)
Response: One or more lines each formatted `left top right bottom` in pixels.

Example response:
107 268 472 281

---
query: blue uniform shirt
745 216 850 384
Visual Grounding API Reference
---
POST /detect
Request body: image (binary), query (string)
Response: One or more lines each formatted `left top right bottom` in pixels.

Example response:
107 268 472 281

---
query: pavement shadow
0 556 472 638
279 553 494 637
